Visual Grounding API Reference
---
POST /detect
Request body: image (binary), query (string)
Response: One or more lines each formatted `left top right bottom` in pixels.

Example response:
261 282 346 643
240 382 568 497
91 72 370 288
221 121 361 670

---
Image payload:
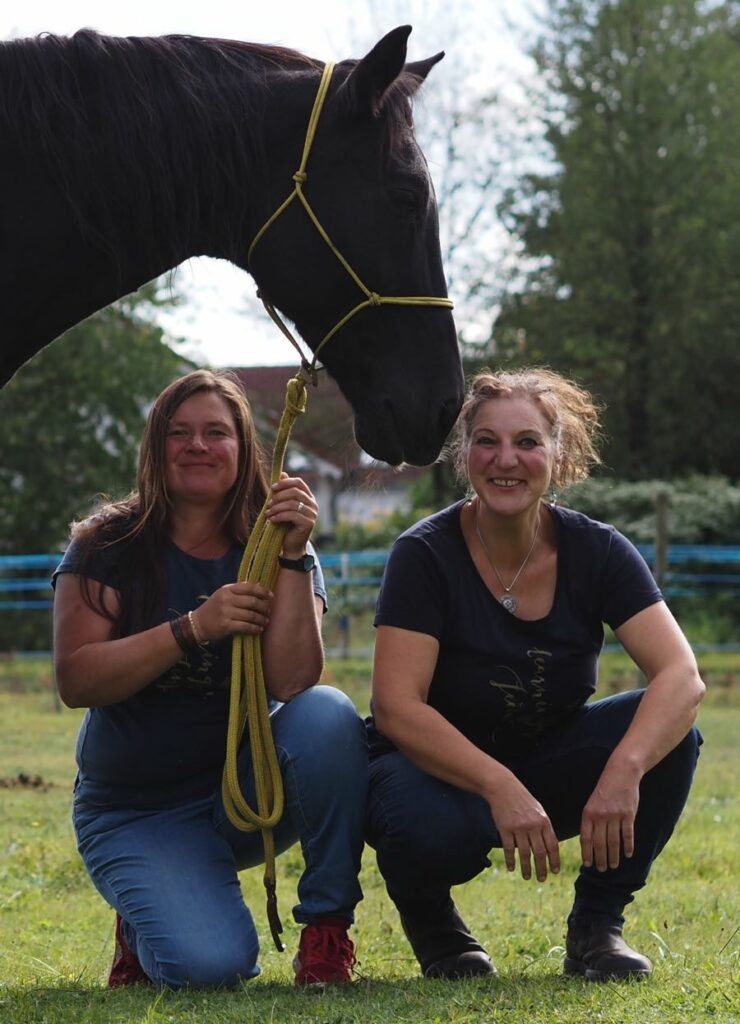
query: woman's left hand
580 764 642 872
265 474 318 557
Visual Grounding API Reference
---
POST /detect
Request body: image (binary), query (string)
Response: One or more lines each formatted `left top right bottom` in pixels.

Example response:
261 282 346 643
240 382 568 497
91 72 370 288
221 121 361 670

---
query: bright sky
2 0 529 367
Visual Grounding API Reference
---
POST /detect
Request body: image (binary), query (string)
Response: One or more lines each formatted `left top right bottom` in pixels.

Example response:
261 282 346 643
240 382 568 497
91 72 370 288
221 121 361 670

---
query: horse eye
389 187 421 214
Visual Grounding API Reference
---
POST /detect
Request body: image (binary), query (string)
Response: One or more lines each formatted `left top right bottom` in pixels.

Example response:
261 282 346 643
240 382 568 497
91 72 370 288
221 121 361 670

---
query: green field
0 657 738 1023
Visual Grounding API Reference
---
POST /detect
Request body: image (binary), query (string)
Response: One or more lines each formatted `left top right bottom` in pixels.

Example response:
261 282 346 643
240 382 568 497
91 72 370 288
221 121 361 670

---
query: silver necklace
475 509 541 614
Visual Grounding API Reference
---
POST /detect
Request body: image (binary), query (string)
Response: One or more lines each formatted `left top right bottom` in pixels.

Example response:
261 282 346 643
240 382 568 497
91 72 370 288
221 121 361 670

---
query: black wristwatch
278 553 315 573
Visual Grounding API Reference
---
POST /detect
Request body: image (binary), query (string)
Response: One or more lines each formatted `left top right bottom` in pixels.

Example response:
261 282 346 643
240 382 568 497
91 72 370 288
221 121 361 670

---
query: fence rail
2 546 740 612
1 547 739 660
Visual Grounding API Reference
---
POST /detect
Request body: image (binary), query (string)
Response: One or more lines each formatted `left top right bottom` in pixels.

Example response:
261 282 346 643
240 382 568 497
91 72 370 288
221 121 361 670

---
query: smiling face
466 396 557 517
164 391 241 508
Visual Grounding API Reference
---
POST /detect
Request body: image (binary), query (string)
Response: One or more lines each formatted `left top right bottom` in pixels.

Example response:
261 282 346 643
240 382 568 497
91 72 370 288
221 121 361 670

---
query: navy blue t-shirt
371 501 662 759
53 536 326 808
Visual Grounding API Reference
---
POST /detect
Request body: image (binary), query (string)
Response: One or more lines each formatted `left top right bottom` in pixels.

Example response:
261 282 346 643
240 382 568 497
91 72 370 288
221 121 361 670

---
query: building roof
233 366 361 475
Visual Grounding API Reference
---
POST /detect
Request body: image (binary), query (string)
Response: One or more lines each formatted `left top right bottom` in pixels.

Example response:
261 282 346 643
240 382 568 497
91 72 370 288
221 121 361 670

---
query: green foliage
332 510 421 552
561 475 740 637
0 285 191 555
561 474 740 544
495 0 740 479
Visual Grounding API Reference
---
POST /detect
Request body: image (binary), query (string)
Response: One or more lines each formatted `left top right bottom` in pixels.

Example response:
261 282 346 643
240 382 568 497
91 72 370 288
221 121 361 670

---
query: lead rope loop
221 373 308 951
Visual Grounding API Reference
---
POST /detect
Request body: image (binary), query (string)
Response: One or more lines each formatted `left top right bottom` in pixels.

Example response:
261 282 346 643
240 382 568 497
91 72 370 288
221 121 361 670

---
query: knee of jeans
156 933 260 990
376 785 487 879
672 723 702 770
283 685 366 753
293 684 360 725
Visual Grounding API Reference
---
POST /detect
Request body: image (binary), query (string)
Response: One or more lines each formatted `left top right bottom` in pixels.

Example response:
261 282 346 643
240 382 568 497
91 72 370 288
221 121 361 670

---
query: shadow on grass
0 968 656 1024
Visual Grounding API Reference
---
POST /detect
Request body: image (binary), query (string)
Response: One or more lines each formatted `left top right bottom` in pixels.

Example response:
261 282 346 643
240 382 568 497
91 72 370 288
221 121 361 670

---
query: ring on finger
296 500 305 514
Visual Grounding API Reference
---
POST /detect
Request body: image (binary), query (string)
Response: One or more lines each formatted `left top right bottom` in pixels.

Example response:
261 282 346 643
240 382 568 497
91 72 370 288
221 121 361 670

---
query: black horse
0 25 463 466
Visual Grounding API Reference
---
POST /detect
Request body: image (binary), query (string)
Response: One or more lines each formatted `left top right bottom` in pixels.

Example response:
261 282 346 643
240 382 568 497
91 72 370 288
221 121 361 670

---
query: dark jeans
366 690 702 927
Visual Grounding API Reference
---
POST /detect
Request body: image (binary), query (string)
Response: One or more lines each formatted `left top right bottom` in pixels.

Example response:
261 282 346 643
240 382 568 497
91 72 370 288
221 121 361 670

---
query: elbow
690 670 706 713
268 653 325 703
56 684 84 710
373 698 404 745
54 660 86 709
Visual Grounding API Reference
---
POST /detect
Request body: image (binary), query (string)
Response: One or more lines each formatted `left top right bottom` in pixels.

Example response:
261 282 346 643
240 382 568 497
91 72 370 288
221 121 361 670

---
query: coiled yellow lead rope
221 373 308 951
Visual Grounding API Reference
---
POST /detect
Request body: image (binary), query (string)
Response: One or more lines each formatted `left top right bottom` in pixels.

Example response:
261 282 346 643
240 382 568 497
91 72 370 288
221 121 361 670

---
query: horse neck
0 34 314 379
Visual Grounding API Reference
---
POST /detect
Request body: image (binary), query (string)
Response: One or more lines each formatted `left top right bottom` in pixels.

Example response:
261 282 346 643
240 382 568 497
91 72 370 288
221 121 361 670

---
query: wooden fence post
654 488 671 592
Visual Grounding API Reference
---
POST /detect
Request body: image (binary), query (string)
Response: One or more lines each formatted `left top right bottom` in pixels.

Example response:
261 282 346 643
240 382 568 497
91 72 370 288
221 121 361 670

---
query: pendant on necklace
500 593 518 613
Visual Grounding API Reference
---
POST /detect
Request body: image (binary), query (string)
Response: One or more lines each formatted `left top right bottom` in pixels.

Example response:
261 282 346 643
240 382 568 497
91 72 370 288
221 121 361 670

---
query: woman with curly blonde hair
366 366 704 983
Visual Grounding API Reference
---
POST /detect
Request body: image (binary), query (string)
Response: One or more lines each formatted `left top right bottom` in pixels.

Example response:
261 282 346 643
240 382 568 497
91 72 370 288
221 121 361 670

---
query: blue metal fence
2 545 740 611
2 547 739 659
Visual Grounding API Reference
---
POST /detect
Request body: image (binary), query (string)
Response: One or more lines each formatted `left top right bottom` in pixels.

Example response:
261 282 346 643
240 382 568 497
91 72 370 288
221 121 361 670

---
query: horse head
244 27 463 467
0 26 463 467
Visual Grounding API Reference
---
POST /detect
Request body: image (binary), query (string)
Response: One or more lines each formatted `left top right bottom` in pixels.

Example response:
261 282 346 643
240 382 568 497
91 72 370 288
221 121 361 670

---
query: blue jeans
74 686 368 989
367 691 701 928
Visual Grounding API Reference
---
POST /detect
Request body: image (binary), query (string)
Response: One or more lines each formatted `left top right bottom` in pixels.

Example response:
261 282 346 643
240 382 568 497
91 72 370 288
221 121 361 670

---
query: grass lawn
0 658 737 1023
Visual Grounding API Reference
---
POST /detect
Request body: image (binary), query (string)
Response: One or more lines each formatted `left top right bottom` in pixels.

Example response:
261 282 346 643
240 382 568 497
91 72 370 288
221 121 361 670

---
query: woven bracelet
170 614 198 652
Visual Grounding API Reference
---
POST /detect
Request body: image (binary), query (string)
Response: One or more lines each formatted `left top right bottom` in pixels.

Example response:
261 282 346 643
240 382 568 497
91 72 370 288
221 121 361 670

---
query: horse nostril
439 393 461 435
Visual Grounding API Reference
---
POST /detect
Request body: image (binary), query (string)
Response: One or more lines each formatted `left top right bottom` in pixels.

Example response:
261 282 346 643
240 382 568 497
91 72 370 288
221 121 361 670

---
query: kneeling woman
53 370 366 988
367 368 703 982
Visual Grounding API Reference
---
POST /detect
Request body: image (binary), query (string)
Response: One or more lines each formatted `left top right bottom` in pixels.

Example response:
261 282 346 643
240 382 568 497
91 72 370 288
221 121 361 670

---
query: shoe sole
564 956 651 982
425 953 497 980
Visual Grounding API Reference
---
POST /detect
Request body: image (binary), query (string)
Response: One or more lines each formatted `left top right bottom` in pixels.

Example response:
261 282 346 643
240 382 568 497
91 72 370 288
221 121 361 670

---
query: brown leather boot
400 899 495 980
564 923 652 982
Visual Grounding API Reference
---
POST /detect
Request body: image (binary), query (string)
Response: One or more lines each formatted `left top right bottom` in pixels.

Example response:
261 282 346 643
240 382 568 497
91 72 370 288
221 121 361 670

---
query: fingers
501 831 517 874
581 813 635 871
502 826 560 881
196 583 273 641
266 478 318 535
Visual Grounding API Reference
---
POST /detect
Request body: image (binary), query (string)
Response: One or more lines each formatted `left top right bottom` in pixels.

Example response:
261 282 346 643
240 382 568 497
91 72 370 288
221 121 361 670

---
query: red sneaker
293 917 356 987
108 912 150 987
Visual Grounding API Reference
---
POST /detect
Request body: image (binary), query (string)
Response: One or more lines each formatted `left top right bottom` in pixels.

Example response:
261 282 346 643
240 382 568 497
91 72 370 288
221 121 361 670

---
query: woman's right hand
191 582 272 642
485 770 560 882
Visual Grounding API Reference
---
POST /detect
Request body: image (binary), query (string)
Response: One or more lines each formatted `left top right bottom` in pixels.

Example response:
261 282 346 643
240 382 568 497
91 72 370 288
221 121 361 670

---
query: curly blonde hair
452 367 602 491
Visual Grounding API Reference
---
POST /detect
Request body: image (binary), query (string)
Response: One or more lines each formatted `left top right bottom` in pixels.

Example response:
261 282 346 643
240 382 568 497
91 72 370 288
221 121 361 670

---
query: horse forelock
0 30 321 262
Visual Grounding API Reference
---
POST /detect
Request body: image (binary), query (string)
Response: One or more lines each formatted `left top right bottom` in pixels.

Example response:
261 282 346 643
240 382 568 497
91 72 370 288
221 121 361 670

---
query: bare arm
259 474 324 700
580 601 705 871
54 573 272 709
54 575 184 707
373 625 560 882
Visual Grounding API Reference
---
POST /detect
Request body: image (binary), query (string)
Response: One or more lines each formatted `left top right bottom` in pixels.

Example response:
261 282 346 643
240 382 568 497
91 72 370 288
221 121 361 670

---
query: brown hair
72 369 269 635
452 367 602 491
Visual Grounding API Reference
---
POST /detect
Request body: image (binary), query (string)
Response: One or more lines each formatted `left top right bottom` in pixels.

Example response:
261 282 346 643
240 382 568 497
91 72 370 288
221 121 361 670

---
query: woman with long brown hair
53 369 365 989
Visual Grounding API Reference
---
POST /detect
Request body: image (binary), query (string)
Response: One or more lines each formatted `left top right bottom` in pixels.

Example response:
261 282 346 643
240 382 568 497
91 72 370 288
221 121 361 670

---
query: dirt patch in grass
0 772 52 791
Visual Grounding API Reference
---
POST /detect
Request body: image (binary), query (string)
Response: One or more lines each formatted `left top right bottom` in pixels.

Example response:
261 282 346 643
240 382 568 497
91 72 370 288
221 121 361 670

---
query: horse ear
404 52 445 83
338 25 412 118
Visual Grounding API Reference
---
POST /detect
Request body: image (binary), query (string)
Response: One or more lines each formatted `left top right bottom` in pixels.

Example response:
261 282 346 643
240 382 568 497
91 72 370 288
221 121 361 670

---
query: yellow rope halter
223 60 455 953
247 61 454 373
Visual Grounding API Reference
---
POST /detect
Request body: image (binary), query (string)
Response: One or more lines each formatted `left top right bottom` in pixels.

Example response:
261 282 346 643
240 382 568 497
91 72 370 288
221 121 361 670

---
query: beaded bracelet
188 610 207 647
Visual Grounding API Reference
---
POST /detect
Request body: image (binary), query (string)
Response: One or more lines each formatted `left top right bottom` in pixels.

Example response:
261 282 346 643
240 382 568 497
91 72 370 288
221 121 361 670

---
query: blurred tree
494 0 740 478
0 283 192 555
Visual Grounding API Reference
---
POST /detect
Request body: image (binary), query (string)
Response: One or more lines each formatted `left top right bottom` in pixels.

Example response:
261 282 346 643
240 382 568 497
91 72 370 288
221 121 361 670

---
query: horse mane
0 30 424 265
0 31 321 260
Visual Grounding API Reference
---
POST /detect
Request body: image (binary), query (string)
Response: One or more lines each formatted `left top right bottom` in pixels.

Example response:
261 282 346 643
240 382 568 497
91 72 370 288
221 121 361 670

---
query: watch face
300 554 315 572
